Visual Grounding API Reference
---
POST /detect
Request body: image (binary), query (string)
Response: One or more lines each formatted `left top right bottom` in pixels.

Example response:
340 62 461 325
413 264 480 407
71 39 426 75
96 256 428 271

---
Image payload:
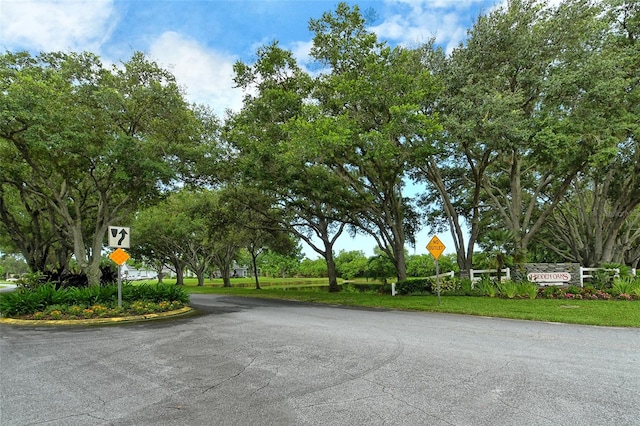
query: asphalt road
1 294 639 425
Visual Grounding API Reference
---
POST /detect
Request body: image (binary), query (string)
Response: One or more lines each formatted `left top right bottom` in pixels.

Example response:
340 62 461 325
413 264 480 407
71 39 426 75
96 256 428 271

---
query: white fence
579 267 619 287
122 266 157 280
429 271 455 279
469 266 631 286
470 268 511 283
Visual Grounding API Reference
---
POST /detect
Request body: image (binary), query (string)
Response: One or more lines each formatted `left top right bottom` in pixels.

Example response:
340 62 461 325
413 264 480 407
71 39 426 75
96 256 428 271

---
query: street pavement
1 294 639 425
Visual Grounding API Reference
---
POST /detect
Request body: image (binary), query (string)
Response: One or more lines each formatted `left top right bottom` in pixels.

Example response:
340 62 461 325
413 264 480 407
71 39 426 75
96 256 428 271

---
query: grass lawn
145 277 640 328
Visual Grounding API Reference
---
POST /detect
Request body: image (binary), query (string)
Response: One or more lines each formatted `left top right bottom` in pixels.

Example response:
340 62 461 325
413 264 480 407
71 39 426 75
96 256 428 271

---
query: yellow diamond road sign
426 236 446 260
109 248 130 266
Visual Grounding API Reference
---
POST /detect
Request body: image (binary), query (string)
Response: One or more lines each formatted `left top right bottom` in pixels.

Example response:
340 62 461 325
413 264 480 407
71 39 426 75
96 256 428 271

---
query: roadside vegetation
0 276 189 320
1 1 638 326
181 276 640 328
1 274 639 326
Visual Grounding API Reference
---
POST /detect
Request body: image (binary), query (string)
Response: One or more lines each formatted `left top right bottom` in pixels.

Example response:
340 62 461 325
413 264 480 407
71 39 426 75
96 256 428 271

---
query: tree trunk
252 253 261 290
326 252 340 292
174 263 185 285
221 263 232 287
395 242 407 281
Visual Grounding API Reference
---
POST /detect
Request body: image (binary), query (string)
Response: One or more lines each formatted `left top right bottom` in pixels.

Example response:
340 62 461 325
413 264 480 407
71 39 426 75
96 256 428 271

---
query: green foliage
0 51 203 285
566 285 582 295
611 277 638 296
476 276 498 297
260 251 302 278
395 278 432 295
516 282 539 299
405 254 434 277
0 288 47 316
297 258 328 278
335 250 368 280
540 286 563 299
405 253 458 277
599 263 631 277
589 270 617 290
433 276 462 294
366 249 396 283
0 282 189 317
15 271 48 291
497 281 518 299
123 283 189 304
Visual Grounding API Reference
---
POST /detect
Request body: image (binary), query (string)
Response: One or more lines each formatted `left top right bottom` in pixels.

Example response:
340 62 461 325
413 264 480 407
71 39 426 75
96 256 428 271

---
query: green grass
155 278 640 328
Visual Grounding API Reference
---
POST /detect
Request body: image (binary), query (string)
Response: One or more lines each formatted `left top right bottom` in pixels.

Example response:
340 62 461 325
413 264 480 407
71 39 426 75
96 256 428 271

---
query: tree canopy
1 0 639 285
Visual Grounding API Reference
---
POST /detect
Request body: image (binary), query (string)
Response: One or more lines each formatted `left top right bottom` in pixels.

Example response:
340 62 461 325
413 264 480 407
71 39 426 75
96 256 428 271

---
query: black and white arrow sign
108 226 130 248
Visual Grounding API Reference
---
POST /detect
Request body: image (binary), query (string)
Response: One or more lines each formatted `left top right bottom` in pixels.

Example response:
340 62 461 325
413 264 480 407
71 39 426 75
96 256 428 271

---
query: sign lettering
527 272 571 283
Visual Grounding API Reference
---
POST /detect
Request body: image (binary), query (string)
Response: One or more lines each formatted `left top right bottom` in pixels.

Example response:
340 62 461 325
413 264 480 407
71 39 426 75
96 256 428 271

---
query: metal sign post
118 264 122 308
435 258 440 304
108 226 131 308
109 247 130 308
426 236 446 305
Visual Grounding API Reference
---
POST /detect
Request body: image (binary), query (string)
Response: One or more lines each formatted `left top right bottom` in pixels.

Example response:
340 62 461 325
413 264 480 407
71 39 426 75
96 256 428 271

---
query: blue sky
0 0 504 258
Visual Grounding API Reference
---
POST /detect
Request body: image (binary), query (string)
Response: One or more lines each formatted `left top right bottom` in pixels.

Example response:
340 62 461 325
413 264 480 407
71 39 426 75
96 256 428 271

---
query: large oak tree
0 51 202 285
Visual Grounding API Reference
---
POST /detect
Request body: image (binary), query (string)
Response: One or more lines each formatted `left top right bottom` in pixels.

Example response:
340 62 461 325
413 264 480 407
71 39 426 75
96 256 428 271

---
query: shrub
378 283 393 295
476 276 497 297
589 270 617 290
455 279 482 296
611 277 636 296
566 285 582 295
122 283 189 304
340 283 359 293
517 282 538 299
0 290 46 316
15 272 48 291
0 281 189 318
497 281 518 299
435 276 463 294
539 285 563 299
395 278 432 295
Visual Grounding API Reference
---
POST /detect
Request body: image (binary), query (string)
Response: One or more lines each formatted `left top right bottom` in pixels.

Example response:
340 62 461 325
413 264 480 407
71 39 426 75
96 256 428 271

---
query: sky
0 0 504 259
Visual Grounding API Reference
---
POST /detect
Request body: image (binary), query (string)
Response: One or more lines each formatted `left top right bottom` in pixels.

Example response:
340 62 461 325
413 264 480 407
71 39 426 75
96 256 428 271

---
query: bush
476 276 497 297
395 278 433 295
340 283 387 294
589 269 617 290
15 265 120 290
452 279 482 296
516 282 538 299
0 282 189 318
539 285 563 299
435 276 462 294
497 281 518 299
611 277 637 296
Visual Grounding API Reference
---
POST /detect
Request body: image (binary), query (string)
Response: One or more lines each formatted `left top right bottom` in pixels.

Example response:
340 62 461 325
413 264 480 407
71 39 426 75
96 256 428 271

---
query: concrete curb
0 306 194 326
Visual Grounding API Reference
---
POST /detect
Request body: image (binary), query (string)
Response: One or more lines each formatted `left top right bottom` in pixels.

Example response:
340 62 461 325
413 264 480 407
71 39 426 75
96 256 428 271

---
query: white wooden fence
470 268 511 283
579 267 619 287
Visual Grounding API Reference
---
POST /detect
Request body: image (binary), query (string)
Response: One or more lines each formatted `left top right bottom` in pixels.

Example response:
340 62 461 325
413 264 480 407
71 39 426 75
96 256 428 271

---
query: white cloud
0 0 117 52
148 31 244 117
289 40 313 68
372 0 494 53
